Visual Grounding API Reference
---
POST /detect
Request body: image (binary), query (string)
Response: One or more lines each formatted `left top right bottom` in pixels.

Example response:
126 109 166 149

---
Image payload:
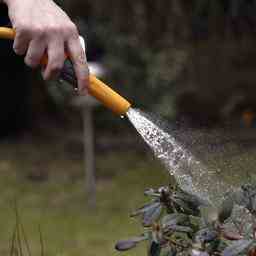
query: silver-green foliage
115 183 256 256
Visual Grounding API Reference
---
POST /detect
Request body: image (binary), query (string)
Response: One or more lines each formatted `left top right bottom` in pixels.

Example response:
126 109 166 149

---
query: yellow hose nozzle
0 27 131 115
89 75 131 115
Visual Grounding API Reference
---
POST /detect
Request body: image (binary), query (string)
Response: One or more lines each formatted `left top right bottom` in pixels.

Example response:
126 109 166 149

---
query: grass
0 137 168 256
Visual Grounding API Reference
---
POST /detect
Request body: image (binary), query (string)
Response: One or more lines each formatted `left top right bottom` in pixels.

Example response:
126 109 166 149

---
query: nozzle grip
61 63 131 115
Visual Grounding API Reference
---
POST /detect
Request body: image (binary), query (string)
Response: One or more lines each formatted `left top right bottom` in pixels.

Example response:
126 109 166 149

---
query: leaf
233 189 250 208
115 236 146 251
222 239 254 256
172 190 209 216
195 228 218 243
145 188 161 198
161 213 189 228
189 215 201 230
115 239 137 251
143 204 162 227
149 241 161 256
252 197 256 213
240 185 256 212
174 191 209 208
171 197 195 215
222 230 243 241
170 232 192 248
241 184 256 198
191 249 209 256
206 239 221 254
164 224 193 234
218 196 234 223
130 201 160 217
200 206 219 225
160 247 177 256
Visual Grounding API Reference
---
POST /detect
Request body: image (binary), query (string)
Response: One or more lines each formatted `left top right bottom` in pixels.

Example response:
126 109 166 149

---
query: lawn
0 137 168 256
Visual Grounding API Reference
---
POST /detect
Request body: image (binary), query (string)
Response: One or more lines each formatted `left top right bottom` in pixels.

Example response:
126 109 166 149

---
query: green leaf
222 239 254 256
174 191 209 208
149 241 161 256
115 239 137 251
200 206 219 225
235 185 256 214
161 213 189 228
191 249 209 256
233 189 250 208
218 196 234 223
164 224 193 234
170 232 192 248
142 204 162 227
160 246 177 256
252 196 256 213
172 197 195 215
206 239 221 254
242 184 256 198
195 228 218 243
130 201 160 217
115 236 146 251
144 188 161 198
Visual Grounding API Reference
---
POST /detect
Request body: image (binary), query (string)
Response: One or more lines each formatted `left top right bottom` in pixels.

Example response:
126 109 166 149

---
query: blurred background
1 0 256 255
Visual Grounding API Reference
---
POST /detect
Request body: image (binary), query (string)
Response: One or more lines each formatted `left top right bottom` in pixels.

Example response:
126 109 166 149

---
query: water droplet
120 115 125 119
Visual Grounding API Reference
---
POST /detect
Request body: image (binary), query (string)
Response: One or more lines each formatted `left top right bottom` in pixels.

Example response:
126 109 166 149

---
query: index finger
66 37 89 94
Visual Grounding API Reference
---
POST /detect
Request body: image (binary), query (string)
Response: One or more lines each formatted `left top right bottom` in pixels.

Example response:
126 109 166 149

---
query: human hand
3 0 89 93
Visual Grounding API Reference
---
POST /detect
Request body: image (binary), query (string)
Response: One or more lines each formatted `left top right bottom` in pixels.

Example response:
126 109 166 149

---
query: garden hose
0 27 131 115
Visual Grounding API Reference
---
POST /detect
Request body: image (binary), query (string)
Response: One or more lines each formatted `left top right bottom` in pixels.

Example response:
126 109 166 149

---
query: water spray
0 27 131 116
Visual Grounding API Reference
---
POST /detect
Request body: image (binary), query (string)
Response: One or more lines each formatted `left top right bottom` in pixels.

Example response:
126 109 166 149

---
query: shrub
115 183 256 256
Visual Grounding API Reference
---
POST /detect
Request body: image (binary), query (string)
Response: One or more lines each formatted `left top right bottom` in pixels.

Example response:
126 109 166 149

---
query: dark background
2 0 256 137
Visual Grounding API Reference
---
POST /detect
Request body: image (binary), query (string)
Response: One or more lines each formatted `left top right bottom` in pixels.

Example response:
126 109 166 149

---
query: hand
4 0 89 93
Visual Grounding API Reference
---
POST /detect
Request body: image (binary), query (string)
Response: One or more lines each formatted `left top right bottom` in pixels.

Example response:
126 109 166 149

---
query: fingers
24 39 46 68
13 29 30 56
12 24 89 92
42 39 65 80
66 37 89 94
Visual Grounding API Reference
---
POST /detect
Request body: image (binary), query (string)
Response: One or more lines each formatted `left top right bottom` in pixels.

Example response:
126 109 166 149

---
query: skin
2 0 89 93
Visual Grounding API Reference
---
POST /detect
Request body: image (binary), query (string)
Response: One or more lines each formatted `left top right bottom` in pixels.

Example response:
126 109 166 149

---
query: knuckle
13 46 25 56
40 25 53 36
16 23 30 34
16 23 44 38
25 55 39 68
76 51 86 65
34 26 45 38
28 26 37 35
49 61 63 73
45 24 62 34
67 23 79 37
